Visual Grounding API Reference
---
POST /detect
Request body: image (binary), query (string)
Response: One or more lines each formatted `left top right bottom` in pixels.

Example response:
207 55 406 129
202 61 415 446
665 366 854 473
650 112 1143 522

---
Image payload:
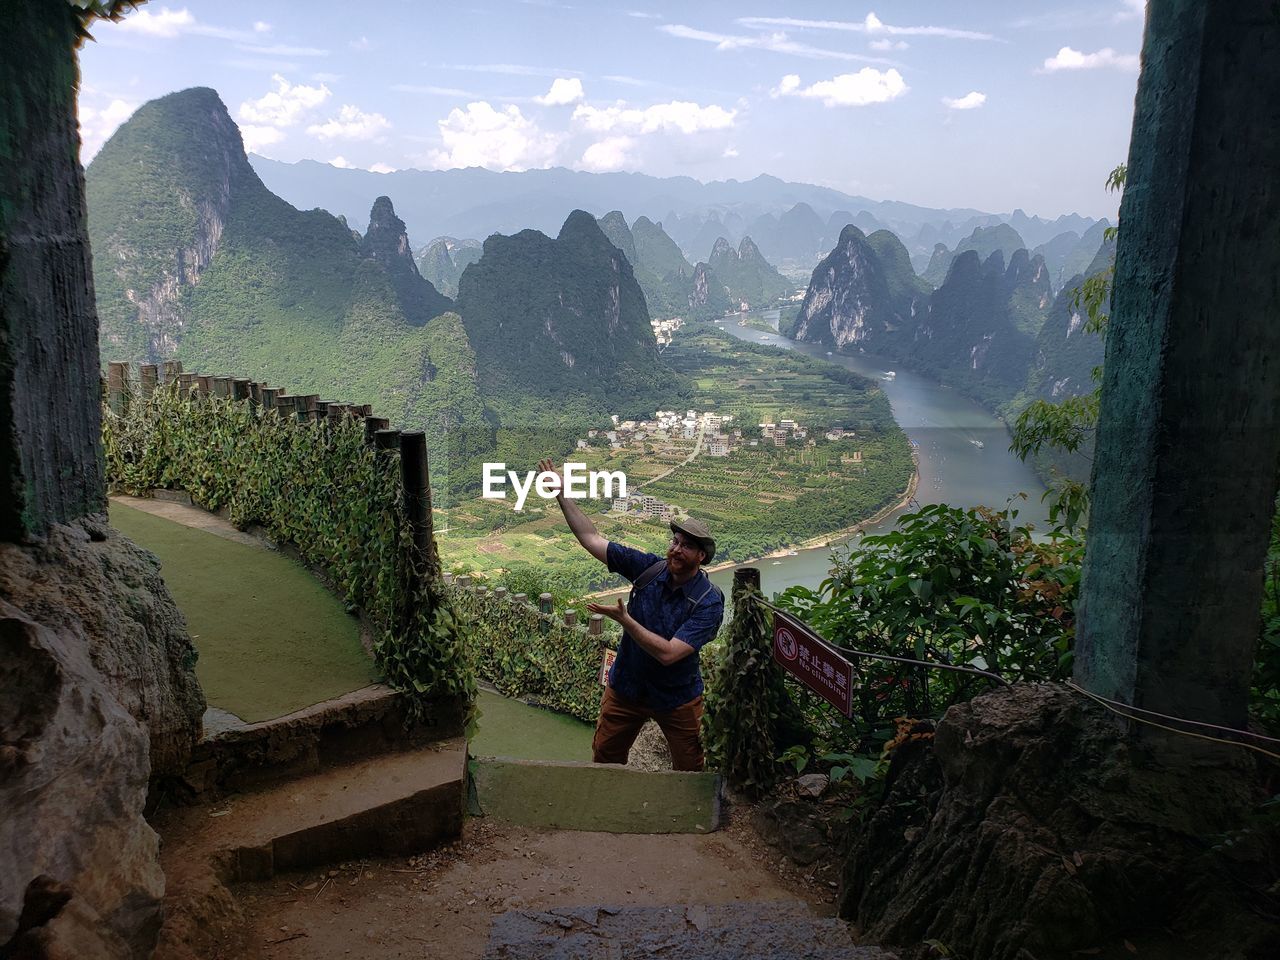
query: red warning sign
772 610 855 717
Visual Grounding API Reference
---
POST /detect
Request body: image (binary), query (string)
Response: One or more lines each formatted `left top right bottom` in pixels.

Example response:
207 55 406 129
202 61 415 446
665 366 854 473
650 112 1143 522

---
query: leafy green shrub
102 382 474 719
776 503 1082 742
449 586 606 721
703 577 808 796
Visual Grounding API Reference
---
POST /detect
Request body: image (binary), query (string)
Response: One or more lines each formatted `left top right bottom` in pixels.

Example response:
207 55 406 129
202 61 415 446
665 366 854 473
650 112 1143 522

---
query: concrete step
165 736 467 882
184 682 466 800
483 901 899 959
473 758 721 834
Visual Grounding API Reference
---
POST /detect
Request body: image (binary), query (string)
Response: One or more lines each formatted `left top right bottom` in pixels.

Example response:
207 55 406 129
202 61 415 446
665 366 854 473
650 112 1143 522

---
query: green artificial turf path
473 759 721 833
470 688 595 762
109 502 377 723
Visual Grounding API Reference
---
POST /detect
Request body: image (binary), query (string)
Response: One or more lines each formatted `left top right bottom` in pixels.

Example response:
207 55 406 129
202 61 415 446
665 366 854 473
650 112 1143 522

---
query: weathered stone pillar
1076 2 1280 731
0 0 105 541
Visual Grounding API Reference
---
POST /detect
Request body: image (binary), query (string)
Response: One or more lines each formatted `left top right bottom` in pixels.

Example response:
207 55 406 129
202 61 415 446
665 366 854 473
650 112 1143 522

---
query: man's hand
536 457 563 497
587 598 629 625
589 598 695 667
540 455 607 563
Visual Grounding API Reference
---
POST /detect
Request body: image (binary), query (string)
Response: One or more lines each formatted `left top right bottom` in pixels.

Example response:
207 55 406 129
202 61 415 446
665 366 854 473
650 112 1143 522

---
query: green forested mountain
921 222 1029 288
455 210 690 432
786 226 930 349
595 211 731 320
708 236 791 308
87 87 488 495
912 250 1043 406
415 236 482 299
787 226 1051 408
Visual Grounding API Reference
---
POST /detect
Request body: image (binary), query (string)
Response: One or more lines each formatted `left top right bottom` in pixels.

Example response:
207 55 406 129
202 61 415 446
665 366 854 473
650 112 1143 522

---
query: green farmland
435 326 913 598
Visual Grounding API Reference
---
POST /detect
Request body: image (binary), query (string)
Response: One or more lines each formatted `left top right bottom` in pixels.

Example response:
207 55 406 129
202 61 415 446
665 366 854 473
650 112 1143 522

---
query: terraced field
435 325 913 597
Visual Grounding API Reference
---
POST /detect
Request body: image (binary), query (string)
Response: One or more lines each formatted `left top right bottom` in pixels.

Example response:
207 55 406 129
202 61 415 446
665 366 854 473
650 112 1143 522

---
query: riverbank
583 463 920 600
702 460 920 578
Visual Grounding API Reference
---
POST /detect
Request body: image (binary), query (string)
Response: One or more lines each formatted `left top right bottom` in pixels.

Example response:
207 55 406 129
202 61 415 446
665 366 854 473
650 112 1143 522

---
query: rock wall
839 684 1269 960
0 599 164 958
0 0 104 541
0 517 205 780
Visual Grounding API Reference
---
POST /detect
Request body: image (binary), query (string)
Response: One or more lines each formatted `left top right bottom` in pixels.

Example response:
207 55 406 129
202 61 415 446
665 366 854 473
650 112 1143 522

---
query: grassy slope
109 502 375 722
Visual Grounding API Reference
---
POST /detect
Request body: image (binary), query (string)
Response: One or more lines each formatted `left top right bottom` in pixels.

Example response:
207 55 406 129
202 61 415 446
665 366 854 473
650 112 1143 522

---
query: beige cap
669 517 716 563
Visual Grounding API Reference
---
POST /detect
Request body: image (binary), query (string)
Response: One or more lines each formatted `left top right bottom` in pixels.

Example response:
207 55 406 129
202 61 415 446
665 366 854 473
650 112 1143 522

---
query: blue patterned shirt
605 541 725 710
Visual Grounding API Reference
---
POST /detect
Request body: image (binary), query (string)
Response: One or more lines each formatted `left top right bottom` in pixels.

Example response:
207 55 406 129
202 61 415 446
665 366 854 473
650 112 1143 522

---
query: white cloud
428 102 562 171
327 156 353 168
237 43 329 57
722 146 739 158
350 36 371 51
869 39 908 51
572 100 736 134
736 13 995 41
118 7 194 37
369 162 397 174
579 136 635 172
307 105 392 141
1115 0 1146 22
238 74 331 126
660 24 897 64
603 74 653 87
78 98 138 160
253 21 271 33
1040 46 1139 72
943 91 986 110
773 69 908 107
239 124 285 153
536 78 585 106
116 6 257 42
447 63 578 78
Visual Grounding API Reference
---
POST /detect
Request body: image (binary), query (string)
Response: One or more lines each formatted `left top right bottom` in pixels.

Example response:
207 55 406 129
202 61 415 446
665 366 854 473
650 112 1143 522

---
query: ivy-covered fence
446 575 613 721
101 361 475 719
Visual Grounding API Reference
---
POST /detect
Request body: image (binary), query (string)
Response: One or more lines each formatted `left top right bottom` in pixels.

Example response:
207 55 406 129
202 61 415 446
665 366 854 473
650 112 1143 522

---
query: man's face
667 532 704 575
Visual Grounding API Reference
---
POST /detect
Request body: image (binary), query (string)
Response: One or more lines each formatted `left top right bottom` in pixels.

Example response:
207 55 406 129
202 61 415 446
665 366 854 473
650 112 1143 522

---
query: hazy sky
77 1 1146 220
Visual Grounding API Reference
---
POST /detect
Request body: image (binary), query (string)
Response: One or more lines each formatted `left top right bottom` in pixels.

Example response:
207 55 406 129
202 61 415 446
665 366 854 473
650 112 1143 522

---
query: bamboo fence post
563 609 578 627
212 376 231 398
107 362 128 414
161 360 182 384
140 364 158 397
399 430 437 579
232 378 252 401
589 613 604 637
364 416 390 444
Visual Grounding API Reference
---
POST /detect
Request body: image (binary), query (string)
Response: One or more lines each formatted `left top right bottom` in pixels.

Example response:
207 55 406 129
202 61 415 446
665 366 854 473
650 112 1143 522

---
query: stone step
166 736 467 883
473 758 721 834
184 682 466 800
483 902 899 959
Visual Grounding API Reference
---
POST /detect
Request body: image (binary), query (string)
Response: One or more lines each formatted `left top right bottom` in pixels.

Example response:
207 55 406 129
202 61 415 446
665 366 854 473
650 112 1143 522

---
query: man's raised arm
537 457 609 564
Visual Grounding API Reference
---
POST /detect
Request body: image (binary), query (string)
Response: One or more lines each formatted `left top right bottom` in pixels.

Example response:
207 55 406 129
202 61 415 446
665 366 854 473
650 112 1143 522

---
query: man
537 458 724 771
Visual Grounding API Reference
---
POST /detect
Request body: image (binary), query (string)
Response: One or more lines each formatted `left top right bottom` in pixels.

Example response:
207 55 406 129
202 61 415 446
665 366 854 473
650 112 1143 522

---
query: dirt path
204 809 835 959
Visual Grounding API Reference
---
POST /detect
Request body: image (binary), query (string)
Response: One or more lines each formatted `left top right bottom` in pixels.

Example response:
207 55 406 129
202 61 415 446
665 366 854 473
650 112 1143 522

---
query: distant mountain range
87 87 685 494
249 154 1108 278
784 222 1109 416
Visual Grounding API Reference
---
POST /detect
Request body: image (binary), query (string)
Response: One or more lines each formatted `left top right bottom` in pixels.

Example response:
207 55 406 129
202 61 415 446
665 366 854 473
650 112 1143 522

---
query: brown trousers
592 686 705 771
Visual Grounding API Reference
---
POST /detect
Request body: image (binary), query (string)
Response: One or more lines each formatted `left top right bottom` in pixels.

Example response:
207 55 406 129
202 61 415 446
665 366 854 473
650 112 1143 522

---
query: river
703 310 1048 598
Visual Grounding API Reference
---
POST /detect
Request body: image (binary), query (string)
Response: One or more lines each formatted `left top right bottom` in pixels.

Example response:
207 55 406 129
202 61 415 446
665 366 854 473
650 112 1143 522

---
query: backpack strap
629 559 667 607
685 580 722 614
630 560 722 617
